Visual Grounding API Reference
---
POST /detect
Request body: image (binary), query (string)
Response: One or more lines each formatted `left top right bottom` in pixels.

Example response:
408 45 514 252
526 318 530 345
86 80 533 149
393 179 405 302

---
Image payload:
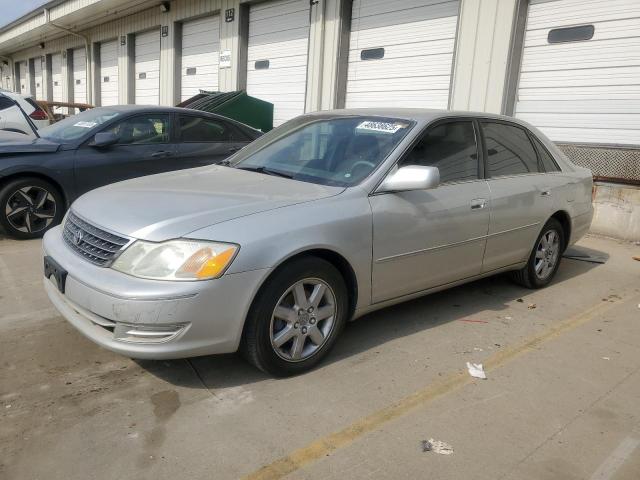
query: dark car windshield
231 116 413 187
39 108 121 142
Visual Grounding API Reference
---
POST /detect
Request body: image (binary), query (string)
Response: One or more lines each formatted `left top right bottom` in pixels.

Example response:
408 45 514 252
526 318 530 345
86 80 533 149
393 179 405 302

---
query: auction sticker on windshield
356 121 407 134
73 121 97 128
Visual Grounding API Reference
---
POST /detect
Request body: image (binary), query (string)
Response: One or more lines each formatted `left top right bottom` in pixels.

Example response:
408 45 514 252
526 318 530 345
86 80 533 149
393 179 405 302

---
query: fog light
113 323 187 343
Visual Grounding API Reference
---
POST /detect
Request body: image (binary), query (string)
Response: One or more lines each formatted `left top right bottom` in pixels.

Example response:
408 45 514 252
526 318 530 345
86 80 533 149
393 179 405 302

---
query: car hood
0 132 60 153
72 166 345 241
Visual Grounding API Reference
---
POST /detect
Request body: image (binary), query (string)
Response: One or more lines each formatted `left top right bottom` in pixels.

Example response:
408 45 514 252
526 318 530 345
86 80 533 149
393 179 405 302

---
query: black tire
241 257 348 377
510 218 564 289
0 177 65 239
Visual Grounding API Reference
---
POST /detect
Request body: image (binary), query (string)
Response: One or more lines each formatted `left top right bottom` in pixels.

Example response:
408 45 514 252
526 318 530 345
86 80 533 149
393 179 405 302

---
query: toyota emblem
73 230 84 245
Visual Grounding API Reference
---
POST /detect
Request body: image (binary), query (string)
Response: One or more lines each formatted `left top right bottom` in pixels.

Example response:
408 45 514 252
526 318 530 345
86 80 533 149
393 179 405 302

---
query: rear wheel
510 218 564 289
0 177 64 239
241 257 348 376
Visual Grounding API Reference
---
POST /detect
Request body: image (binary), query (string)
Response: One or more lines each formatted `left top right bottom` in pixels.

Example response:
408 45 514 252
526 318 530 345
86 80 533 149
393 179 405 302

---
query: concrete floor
1 233 639 480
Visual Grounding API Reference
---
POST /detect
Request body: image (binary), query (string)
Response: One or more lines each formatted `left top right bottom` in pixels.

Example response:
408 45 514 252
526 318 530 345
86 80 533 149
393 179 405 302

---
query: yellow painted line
243 294 636 480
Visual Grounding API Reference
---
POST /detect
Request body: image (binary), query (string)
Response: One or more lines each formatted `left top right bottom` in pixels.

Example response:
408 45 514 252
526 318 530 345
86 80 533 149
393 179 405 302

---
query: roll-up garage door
100 40 119 106
72 47 87 104
246 0 310 126
515 0 640 146
135 29 160 105
51 53 62 103
346 0 460 109
181 15 220 102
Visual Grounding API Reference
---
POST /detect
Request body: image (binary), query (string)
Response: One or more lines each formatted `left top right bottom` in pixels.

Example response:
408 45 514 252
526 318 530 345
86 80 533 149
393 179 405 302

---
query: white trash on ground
422 438 454 455
466 362 487 379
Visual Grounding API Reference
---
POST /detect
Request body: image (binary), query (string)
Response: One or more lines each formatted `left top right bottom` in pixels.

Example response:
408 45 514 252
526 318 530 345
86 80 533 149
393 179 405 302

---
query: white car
0 89 50 135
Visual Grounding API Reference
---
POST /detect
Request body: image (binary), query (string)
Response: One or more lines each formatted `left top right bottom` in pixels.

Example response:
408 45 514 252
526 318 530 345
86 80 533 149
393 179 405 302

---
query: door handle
151 151 172 158
470 198 486 210
228 146 241 153
540 190 551 196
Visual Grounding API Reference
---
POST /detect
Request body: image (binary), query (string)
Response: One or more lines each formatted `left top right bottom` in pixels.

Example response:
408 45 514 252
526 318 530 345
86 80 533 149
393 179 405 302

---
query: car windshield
39 109 121 142
231 116 414 187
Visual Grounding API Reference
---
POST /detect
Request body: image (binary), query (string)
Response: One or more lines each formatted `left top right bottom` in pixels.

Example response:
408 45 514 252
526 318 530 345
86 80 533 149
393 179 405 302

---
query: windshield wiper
236 166 294 179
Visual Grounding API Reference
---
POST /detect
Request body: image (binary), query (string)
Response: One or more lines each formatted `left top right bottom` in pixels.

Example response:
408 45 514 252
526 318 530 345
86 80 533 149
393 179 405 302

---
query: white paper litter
422 438 454 455
466 362 487 379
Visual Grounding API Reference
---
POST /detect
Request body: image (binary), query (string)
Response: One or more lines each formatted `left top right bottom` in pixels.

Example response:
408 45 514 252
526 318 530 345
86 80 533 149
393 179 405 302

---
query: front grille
63 211 129 266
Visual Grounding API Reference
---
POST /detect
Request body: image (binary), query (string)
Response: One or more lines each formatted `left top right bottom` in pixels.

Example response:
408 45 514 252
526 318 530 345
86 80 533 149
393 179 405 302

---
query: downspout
44 8 92 104
0 55 15 91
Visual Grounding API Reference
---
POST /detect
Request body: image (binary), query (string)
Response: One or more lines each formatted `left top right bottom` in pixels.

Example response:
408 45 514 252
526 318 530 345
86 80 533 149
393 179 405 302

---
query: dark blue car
0 105 261 238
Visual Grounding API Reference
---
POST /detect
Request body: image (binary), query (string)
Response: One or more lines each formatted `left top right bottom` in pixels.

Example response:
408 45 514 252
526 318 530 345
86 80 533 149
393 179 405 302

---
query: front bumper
42 225 269 359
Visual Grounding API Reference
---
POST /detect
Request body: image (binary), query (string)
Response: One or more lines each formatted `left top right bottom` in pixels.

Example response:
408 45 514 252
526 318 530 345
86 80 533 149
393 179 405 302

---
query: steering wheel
348 160 376 177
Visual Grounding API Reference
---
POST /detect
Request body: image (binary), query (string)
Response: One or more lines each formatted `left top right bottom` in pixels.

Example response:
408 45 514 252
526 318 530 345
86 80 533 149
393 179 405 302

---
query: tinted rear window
482 122 541 177
531 135 560 172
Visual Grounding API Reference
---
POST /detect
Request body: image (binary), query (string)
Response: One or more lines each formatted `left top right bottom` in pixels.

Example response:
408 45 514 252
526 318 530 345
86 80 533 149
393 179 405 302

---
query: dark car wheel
510 218 565 289
0 177 64 239
241 257 348 377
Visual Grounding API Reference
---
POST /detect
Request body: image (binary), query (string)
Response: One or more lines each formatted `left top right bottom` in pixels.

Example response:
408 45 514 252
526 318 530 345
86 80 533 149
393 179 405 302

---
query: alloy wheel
534 229 560 280
269 278 337 362
4 186 57 234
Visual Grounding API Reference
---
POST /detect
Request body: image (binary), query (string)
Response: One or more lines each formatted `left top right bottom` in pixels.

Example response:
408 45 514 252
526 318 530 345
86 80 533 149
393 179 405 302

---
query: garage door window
482 122 541 177
399 121 479 183
108 115 170 145
179 116 232 142
548 25 594 44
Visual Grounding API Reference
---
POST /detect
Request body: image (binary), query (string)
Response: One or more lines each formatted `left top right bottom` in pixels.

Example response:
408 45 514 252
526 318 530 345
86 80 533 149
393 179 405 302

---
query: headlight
111 239 239 281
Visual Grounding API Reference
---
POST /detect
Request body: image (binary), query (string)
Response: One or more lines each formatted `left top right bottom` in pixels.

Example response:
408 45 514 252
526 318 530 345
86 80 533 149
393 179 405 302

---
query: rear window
531 135 561 172
481 122 541 177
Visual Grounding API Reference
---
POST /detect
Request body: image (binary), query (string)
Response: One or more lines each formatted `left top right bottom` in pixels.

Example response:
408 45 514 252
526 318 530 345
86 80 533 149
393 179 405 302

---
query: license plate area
44 256 68 294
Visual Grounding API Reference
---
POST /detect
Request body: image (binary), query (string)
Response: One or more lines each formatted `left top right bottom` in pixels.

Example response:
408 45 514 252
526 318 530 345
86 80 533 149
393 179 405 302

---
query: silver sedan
42 109 594 376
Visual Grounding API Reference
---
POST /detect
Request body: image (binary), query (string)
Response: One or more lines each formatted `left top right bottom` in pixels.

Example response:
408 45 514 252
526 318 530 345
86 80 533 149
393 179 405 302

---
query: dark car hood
0 132 60 153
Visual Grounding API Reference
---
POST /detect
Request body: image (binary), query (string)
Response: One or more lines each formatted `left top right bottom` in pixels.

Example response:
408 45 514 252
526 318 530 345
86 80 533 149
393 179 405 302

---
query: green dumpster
177 90 274 132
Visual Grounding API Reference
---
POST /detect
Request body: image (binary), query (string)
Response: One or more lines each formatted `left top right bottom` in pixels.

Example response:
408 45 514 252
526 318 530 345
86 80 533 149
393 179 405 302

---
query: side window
398 121 479 183
0 96 15 110
106 115 170 145
531 135 560 172
179 116 231 142
481 122 540 177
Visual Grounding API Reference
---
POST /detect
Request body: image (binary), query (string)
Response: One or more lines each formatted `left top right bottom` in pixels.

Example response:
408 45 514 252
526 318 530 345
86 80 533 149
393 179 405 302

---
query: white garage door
100 40 119 106
33 58 44 99
51 53 63 103
135 29 161 105
346 0 460 109
72 47 87 104
19 61 28 95
246 0 310 126
515 0 640 146
181 15 220 102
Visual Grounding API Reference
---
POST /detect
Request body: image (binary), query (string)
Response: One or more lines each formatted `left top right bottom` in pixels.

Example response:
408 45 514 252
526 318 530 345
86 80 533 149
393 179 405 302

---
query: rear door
74 113 176 195
175 114 250 168
480 121 553 272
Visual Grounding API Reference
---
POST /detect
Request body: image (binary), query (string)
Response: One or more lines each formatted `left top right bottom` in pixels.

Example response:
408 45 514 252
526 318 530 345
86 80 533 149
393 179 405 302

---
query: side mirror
91 132 118 148
377 165 440 193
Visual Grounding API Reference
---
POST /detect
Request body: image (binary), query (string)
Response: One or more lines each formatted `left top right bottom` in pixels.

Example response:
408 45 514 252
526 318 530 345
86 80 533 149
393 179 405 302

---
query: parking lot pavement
1 233 639 480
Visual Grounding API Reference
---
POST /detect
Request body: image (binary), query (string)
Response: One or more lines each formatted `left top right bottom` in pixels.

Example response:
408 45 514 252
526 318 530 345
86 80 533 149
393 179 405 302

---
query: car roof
305 107 531 126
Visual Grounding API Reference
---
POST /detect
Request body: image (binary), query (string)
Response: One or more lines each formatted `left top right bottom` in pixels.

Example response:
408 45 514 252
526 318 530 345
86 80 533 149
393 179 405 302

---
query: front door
370 120 490 303
74 113 175 196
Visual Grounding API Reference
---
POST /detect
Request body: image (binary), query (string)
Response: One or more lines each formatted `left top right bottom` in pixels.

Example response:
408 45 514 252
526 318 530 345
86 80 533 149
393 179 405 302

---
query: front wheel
510 218 564 289
0 177 64 239
241 257 348 376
